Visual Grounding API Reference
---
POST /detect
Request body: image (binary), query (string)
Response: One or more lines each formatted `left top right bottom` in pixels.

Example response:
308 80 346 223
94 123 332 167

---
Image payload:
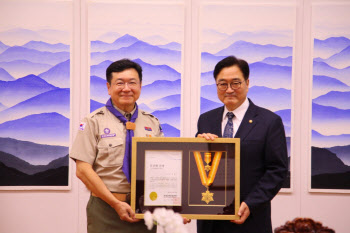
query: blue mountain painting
314 37 350 58
90 60 112 80
315 45 350 69
200 97 222 114
312 130 350 148
157 42 181 51
201 52 227 72
327 145 350 166
313 91 350 109
0 137 68 166
248 86 291 112
215 41 292 63
261 56 292 66
139 79 181 104
0 60 52 79
201 71 215 86
0 41 10 53
0 29 70 187
161 123 180 137
151 107 180 129
91 41 181 71
0 88 70 124
22 41 69 52
0 102 6 111
39 59 70 88
313 61 350 86
311 36 350 190
0 67 15 81
249 62 291 89
0 112 69 146
312 75 350 98
0 74 57 108
90 99 104 113
91 34 139 53
0 46 69 65
312 103 350 134
148 94 180 110
90 75 110 103
138 103 153 113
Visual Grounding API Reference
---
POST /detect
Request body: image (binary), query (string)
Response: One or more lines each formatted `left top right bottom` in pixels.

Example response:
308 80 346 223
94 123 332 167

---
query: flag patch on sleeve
79 122 86 131
144 126 152 131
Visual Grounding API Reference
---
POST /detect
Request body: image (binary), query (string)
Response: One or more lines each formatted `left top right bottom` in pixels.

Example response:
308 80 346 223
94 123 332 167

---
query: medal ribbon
193 152 222 187
106 98 138 183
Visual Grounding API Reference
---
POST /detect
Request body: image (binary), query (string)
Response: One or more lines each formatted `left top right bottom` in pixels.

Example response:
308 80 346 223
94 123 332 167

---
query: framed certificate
131 137 240 220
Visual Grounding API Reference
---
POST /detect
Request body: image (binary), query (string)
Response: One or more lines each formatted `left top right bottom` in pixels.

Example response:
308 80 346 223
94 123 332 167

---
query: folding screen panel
310 3 350 192
0 0 72 189
200 3 295 190
89 1 184 137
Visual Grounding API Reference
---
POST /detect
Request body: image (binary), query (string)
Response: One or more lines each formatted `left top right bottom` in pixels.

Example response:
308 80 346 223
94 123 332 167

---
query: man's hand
231 202 250 224
197 133 218 140
112 201 140 223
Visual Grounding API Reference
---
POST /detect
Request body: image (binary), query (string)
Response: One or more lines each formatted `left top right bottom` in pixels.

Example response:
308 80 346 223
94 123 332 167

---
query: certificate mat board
131 137 240 220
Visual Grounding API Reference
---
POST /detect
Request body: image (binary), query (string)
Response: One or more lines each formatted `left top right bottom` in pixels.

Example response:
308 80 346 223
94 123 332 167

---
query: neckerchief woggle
106 98 138 183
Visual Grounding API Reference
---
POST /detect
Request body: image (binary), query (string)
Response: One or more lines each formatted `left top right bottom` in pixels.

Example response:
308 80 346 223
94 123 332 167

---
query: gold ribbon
193 151 222 187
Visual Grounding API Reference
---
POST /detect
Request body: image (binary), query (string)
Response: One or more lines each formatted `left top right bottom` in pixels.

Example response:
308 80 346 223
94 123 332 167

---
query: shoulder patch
79 122 86 131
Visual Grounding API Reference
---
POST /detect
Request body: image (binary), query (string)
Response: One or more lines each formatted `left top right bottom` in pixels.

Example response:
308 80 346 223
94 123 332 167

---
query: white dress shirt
221 98 250 137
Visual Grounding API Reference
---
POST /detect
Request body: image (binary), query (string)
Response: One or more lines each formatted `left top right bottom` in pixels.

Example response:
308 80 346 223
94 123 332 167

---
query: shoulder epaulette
88 107 105 118
141 110 159 121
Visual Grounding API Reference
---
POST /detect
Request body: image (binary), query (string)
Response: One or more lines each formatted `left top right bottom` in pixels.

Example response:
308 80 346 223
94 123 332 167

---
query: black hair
106 59 142 84
213 56 249 81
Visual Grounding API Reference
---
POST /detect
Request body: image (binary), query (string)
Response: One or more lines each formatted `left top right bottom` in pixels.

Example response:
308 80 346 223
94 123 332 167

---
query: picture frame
131 137 240 220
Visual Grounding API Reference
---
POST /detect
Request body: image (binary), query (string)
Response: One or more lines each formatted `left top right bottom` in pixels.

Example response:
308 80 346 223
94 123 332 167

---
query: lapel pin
249 120 253 123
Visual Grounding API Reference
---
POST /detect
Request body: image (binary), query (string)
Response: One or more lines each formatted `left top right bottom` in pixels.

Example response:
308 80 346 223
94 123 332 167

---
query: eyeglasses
113 81 139 89
216 81 243 91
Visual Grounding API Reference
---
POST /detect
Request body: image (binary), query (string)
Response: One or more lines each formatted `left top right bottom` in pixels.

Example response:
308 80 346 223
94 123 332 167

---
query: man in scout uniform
70 59 163 233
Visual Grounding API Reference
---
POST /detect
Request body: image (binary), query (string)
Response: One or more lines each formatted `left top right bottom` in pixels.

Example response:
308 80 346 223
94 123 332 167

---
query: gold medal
193 151 222 204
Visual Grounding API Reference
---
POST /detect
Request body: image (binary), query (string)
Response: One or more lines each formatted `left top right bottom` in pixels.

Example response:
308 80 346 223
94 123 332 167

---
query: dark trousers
87 195 156 233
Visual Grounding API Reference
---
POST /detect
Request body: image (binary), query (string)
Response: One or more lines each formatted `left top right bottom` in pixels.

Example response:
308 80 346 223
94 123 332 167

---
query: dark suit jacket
196 99 288 233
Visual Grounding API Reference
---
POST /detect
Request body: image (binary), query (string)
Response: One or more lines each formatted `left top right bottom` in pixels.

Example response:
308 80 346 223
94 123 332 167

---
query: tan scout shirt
70 106 164 193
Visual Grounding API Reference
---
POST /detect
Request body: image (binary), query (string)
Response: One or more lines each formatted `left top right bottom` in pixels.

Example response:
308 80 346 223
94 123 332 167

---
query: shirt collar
223 98 249 121
113 104 136 118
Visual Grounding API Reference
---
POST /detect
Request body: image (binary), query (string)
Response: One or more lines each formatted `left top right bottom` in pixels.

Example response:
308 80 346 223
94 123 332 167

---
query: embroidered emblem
79 122 86 131
145 126 152 131
101 128 116 138
104 128 110 134
101 133 116 138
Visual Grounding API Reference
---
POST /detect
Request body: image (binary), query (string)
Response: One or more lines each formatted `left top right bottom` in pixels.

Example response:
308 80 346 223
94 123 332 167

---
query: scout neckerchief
106 98 138 183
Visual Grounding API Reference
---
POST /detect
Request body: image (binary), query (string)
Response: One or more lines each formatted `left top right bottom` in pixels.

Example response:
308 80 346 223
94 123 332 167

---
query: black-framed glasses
216 81 243 91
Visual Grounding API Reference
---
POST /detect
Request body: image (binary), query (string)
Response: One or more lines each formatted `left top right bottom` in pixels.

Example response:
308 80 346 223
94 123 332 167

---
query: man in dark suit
196 56 288 233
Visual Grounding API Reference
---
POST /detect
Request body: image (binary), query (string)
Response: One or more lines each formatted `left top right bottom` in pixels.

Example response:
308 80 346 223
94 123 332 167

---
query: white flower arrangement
144 208 188 233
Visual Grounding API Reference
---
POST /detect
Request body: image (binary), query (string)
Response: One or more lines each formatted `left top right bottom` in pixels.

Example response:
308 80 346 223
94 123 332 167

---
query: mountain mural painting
311 34 350 190
0 27 70 188
90 33 182 137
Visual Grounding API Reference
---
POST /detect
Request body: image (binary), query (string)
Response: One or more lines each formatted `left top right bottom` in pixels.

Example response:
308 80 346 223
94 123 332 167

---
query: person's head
213 56 250 111
106 59 142 112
